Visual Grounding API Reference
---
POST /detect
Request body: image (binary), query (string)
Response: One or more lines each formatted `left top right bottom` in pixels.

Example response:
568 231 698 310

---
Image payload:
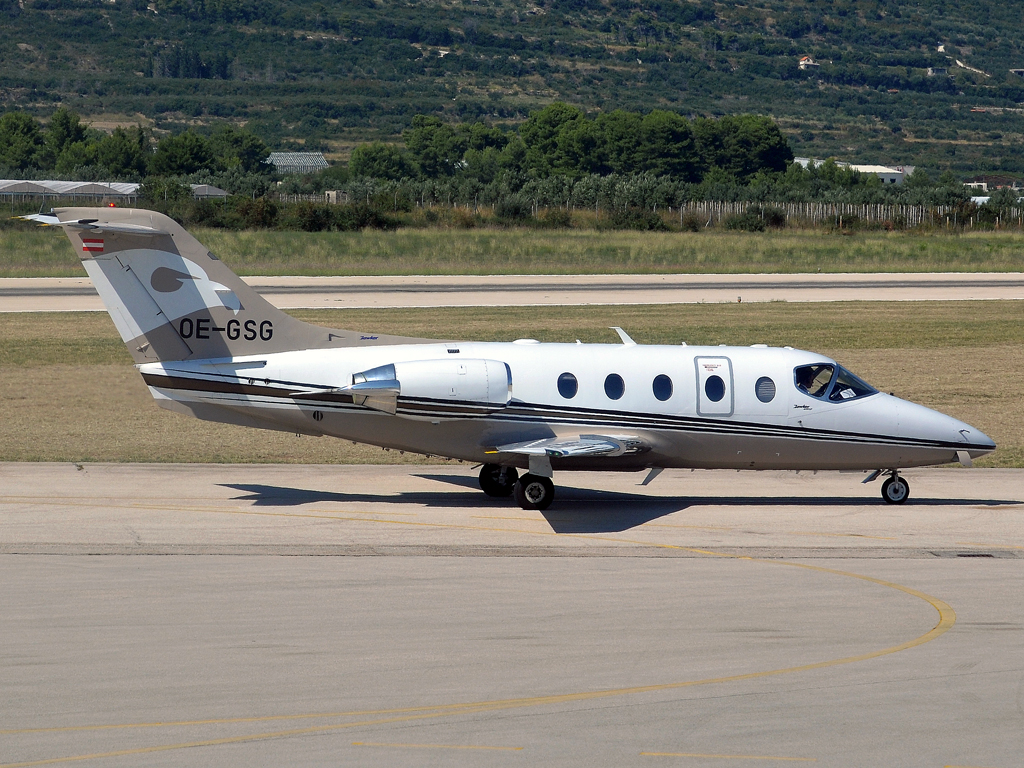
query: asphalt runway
2 272 1023 311
2 464 1022 768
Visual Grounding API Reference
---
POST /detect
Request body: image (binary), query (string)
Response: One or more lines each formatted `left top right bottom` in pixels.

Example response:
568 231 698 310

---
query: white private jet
24 208 995 509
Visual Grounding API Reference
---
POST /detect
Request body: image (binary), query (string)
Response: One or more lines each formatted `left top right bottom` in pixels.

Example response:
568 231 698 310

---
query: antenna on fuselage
609 327 636 345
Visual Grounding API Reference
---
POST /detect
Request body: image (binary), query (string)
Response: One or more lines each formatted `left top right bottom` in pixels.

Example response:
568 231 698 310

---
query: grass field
3 226 1024 278
2 302 1021 467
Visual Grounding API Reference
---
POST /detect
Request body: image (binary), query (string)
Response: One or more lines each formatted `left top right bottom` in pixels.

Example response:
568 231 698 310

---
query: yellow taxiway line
352 741 523 751
641 752 815 761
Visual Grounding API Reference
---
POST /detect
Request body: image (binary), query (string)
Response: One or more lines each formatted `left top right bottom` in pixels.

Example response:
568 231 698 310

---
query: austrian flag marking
81 238 104 252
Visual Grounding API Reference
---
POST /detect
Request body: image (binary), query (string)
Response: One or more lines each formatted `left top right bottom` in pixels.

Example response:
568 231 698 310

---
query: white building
0 179 140 201
0 180 231 201
267 152 329 175
793 159 912 185
848 164 909 184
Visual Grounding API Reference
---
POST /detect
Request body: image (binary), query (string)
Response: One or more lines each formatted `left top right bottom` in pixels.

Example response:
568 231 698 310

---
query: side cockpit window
795 363 877 402
794 364 834 398
828 367 877 401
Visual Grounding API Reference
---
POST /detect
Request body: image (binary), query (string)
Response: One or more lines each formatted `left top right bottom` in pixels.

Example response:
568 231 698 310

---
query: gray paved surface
2 464 1022 768
3 272 1023 311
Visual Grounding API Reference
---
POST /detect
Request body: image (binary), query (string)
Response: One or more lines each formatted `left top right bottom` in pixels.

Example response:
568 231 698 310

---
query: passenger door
695 356 734 417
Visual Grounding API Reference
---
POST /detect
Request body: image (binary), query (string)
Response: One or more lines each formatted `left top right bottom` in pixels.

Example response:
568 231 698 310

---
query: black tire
479 464 518 497
513 474 555 511
881 475 910 504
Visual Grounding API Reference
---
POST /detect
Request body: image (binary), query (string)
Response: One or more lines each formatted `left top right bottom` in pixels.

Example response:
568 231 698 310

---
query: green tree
208 125 270 174
54 141 98 174
816 158 862 188
695 115 792 182
96 127 148 177
592 110 642 174
349 142 416 180
552 117 605 176
461 146 503 183
938 170 961 186
462 122 509 153
140 176 192 203
519 102 585 176
904 167 933 188
0 112 46 173
45 108 87 165
636 110 699 181
403 115 467 178
498 135 528 174
149 131 216 175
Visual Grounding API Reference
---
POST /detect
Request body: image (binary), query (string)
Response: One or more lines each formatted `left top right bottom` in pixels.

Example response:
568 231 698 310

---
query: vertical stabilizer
36 207 429 362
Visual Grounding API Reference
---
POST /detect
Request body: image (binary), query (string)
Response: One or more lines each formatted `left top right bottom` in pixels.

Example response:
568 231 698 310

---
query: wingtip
14 213 61 226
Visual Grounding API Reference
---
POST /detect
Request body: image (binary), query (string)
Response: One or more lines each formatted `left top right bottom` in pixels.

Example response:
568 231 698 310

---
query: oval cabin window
705 375 726 402
557 372 578 399
653 374 673 401
755 376 776 403
604 373 625 400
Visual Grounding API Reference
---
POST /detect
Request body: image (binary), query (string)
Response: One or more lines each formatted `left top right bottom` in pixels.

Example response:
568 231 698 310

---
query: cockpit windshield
794 364 834 398
794 363 878 401
828 366 877 401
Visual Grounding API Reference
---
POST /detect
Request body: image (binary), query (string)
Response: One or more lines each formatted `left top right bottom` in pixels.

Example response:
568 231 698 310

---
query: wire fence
276 193 1024 229
678 201 1024 228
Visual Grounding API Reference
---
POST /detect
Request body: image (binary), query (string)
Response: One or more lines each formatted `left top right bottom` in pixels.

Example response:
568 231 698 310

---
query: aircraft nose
897 399 996 457
956 423 996 453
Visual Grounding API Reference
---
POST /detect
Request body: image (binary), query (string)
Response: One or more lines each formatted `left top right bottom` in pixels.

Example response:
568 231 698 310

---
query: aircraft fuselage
139 340 992 473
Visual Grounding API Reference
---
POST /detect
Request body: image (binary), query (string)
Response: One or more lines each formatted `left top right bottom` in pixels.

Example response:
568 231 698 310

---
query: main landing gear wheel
479 464 519 498
514 473 555 511
881 474 910 504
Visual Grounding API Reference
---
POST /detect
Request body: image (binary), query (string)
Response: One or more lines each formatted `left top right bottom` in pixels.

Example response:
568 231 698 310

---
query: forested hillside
2 0 1023 174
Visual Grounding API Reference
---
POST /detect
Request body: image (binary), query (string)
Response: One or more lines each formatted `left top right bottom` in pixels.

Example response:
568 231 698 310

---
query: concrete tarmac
1 463 1022 768
3 272 1024 311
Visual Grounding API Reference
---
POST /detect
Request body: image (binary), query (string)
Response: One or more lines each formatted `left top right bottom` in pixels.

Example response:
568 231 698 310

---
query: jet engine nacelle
343 359 512 416
396 358 512 405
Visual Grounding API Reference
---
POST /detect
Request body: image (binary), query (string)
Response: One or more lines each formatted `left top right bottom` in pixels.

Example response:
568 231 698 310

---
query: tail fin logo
135 254 243 315
151 267 196 293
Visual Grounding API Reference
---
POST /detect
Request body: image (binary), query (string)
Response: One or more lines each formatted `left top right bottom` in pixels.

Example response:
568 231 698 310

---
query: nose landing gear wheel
881 474 910 504
479 464 519 497
514 474 555 510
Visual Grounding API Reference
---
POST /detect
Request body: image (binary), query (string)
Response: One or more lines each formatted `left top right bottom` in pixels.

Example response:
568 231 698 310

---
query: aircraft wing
491 434 648 458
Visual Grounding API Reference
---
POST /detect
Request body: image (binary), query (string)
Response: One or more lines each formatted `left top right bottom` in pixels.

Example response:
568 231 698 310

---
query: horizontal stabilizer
493 434 648 458
18 213 167 235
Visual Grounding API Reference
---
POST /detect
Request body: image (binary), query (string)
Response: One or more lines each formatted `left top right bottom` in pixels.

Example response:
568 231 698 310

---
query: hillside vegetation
2 0 1024 174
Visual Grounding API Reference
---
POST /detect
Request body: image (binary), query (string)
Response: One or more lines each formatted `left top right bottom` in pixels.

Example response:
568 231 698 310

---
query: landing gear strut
479 463 518 497
881 471 910 504
513 473 555 511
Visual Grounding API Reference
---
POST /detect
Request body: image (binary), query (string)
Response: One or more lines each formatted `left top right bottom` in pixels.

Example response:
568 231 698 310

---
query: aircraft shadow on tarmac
222 477 1018 535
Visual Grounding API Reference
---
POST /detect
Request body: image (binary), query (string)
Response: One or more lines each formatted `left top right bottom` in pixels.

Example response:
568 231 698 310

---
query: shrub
494 195 534 222
449 208 477 229
680 213 703 232
231 197 278 229
724 210 766 232
295 203 333 232
182 199 220 227
831 213 862 231
607 207 667 231
761 206 787 229
539 207 572 228
333 203 398 231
